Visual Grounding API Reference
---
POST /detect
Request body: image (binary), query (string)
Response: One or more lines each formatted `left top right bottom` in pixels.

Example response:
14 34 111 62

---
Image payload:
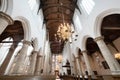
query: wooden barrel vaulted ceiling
40 0 77 54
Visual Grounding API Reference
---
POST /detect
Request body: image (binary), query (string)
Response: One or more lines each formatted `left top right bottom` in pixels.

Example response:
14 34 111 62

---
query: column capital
0 12 14 25
23 40 31 45
94 36 104 42
81 50 87 53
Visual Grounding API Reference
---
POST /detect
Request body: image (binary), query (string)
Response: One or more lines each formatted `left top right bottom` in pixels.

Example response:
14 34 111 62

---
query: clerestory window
28 0 37 10
80 0 95 15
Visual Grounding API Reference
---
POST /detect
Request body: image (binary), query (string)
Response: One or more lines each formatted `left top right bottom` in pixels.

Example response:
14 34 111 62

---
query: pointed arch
14 16 32 41
0 12 13 35
81 35 92 50
94 8 120 38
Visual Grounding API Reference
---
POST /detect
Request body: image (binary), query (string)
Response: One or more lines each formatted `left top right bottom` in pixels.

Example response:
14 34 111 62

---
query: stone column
35 55 43 75
75 57 82 76
0 12 13 35
0 42 18 75
28 51 38 75
72 59 77 75
94 36 120 75
11 40 31 75
43 41 51 75
41 55 45 74
27 38 39 75
81 50 93 75
23 55 30 75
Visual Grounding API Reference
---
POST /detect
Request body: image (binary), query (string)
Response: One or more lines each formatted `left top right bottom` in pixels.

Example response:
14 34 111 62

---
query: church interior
0 0 120 80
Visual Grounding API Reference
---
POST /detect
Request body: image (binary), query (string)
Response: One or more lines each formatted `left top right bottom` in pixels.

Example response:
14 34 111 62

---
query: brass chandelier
57 23 71 41
56 3 72 41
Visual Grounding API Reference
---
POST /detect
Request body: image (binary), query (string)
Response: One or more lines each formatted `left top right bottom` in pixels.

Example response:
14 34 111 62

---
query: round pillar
81 50 93 76
34 55 43 75
94 36 120 75
75 57 83 76
28 51 38 75
11 40 31 75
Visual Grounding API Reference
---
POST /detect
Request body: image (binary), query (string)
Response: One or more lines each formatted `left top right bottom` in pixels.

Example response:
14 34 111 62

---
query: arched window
28 0 37 10
28 0 39 14
74 14 82 31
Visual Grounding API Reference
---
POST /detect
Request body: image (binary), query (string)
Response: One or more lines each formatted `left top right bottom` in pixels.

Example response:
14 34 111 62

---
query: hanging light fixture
115 52 120 60
56 3 72 41
56 54 63 63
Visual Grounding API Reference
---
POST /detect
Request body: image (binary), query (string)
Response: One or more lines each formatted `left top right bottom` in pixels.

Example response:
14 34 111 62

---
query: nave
0 0 120 80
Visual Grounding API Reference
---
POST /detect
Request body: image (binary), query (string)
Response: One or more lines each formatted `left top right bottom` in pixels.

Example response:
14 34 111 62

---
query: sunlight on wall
80 0 95 15
28 0 37 10
28 0 39 14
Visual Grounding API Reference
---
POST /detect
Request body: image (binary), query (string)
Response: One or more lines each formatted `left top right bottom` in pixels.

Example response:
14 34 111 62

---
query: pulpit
62 60 71 75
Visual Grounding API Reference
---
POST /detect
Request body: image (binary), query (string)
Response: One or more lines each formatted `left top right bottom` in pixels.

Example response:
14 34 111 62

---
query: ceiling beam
45 18 72 22
44 11 73 18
